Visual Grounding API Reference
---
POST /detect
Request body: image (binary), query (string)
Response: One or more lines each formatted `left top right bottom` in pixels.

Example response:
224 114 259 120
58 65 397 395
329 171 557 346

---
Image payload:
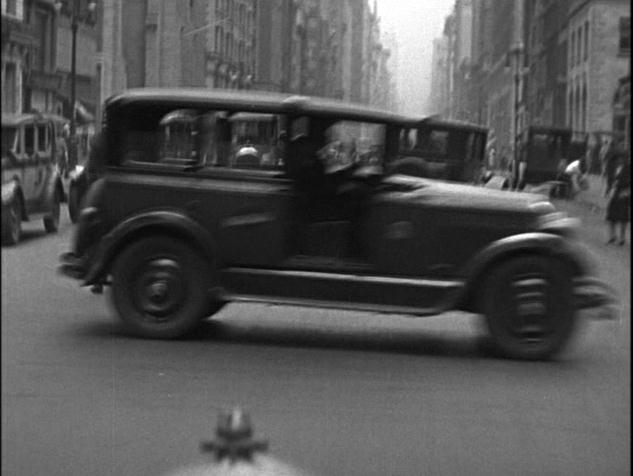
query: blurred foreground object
163 408 313 476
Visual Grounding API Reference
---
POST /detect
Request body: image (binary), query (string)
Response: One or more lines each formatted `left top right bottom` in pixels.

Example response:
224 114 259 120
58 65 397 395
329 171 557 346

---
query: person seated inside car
287 120 370 258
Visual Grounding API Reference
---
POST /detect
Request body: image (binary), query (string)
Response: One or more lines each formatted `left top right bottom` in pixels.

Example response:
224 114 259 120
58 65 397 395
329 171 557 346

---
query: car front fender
2 180 20 207
448 232 595 312
83 209 221 286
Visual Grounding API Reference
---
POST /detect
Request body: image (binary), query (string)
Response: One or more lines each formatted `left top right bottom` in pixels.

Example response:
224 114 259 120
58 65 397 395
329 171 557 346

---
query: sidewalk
576 173 607 213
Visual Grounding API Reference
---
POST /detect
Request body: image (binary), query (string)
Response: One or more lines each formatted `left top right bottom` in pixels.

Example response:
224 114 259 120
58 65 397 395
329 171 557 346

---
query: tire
68 183 79 223
2 198 22 246
44 191 61 233
111 236 214 339
481 255 575 360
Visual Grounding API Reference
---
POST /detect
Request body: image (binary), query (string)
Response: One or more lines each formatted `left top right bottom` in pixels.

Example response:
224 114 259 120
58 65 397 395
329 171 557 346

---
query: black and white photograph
1 0 630 474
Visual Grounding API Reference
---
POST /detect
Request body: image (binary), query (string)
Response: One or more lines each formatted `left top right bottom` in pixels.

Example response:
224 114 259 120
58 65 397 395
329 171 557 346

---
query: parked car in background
59 89 617 360
2 112 67 245
512 126 575 196
389 118 488 184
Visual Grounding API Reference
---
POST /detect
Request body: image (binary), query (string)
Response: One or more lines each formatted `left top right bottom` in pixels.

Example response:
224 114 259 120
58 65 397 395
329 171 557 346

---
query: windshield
2 127 18 155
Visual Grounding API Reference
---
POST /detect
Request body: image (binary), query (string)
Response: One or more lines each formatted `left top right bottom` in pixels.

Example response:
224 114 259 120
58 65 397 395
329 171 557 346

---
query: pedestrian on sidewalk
606 150 630 245
563 156 589 198
601 137 619 197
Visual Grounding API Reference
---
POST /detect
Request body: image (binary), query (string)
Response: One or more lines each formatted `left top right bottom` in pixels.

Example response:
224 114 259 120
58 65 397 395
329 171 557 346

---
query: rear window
113 105 286 172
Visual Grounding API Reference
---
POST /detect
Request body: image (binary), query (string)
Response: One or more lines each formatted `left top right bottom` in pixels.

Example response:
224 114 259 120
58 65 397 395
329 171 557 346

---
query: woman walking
606 150 630 245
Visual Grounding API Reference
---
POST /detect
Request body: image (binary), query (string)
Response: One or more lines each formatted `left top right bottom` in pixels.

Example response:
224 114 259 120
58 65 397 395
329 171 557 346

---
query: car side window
227 112 284 171
24 125 35 156
36 124 49 154
318 120 386 172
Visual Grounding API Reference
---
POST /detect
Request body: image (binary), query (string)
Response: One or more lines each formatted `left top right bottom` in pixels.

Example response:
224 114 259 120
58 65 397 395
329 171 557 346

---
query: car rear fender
450 232 593 313
84 210 221 286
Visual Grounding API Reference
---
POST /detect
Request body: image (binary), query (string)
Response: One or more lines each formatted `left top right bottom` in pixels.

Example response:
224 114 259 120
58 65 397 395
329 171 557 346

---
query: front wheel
111 236 214 339
44 192 61 233
2 198 22 246
68 183 79 223
481 256 575 360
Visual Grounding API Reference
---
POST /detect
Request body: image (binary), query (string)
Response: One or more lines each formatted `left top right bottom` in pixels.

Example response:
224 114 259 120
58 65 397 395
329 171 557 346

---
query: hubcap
510 274 549 341
134 258 184 321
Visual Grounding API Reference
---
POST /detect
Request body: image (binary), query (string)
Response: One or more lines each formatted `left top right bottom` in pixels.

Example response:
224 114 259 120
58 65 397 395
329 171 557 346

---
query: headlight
529 200 556 214
537 211 580 238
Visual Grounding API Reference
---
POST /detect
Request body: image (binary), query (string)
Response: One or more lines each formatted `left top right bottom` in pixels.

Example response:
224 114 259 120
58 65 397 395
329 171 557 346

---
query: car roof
105 88 407 123
2 112 68 126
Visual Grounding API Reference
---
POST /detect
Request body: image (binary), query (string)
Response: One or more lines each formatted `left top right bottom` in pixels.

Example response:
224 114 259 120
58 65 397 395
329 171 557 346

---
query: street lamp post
54 0 96 171
506 41 525 189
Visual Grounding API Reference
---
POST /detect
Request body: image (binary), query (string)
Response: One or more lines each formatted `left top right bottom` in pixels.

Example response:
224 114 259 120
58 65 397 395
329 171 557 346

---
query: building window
35 10 50 71
215 26 222 53
576 27 582 66
3 62 18 113
584 21 589 62
6 0 17 15
619 17 630 55
570 30 576 67
581 82 587 132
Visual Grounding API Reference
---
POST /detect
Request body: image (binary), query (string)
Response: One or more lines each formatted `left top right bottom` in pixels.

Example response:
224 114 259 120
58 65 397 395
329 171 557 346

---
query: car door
20 123 39 210
31 121 52 205
212 170 292 268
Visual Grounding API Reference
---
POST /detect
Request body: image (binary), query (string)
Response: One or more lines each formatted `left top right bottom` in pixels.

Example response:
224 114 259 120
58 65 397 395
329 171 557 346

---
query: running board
223 293 444 317
220 267 463 311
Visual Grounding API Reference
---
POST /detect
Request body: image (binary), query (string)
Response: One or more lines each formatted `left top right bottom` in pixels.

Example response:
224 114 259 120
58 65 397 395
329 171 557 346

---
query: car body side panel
365 185 539 278
102 169 291 267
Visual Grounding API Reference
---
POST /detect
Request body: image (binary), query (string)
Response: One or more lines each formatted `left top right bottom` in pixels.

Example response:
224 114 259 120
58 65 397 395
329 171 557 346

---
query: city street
1 200 630 476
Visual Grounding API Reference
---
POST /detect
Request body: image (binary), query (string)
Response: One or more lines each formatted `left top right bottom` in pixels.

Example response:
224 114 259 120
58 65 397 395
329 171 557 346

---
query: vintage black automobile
2 112 67 245
390 118 488 184
512 126 589 197
59 89 617 360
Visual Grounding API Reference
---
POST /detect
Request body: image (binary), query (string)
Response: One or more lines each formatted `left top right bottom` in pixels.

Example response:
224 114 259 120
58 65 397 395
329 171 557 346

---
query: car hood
382 174 552 213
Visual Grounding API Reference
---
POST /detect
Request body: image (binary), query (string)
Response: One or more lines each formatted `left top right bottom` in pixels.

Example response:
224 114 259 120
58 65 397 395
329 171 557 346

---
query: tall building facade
1 0 99 117
253 0 285 92
433 0 630 160
99 0 208 107
429 37 448 116
566 0 630 137
204 0 256 89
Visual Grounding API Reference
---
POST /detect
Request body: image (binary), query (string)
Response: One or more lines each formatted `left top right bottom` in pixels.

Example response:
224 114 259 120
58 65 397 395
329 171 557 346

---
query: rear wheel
111 236 214 339
2 197 22 246
481 255 575 360
68 183 79 223
44 191 61 233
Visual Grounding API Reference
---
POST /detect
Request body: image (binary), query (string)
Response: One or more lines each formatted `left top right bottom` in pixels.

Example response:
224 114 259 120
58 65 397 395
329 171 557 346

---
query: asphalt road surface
2 200 630 476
